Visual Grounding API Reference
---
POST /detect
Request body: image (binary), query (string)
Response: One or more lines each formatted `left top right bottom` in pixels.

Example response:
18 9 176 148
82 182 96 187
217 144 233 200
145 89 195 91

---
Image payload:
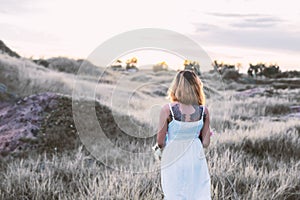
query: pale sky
0 0 300 71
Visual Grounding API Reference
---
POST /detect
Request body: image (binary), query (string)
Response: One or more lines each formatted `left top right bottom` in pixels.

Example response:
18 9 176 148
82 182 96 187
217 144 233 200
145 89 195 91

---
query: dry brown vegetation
0 54 299 199
0 117 298 199
1 97 299 199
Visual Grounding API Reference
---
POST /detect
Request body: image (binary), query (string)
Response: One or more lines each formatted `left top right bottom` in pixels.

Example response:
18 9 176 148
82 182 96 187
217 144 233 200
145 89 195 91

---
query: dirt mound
0 92 154 157
0 93 60 156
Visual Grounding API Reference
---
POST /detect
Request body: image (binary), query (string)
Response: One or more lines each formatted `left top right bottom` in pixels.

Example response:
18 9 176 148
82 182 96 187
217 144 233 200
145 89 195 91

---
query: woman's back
157 70 211 199
161 102 211 200
168 103 204 122
166 103 205 142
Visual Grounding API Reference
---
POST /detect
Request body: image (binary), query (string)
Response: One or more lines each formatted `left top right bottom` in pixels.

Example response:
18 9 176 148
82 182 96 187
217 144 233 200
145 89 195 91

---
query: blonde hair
168 70 205 105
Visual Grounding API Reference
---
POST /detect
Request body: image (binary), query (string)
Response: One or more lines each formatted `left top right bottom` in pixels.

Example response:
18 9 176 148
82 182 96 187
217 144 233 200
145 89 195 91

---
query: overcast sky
0 0 299 71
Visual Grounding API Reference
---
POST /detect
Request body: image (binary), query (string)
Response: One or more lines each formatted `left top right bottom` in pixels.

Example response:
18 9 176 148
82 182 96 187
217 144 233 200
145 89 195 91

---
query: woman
156 70 211 200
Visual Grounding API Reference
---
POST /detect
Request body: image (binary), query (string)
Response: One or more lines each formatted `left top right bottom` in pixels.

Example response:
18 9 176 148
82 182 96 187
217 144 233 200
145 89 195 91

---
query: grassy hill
0 41 299 199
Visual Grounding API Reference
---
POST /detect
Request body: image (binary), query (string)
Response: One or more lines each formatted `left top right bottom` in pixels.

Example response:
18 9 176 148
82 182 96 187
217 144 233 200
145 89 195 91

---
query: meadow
0 108 298 199
0 54 299 199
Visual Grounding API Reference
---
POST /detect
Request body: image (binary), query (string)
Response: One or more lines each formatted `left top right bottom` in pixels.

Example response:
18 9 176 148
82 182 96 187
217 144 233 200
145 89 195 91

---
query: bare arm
200 107 210 148
156 104 169 148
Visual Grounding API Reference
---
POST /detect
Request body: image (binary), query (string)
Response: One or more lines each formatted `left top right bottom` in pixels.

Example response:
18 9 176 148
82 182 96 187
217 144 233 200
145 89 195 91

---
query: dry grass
0 54 106 99
208 119 299 200
1 55 299 199
0 147 163 200
0 54 74 97
1 98 299 199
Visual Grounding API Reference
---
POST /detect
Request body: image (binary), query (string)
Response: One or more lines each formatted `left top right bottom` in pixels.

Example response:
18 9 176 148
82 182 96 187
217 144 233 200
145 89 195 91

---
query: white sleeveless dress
161 103 211 200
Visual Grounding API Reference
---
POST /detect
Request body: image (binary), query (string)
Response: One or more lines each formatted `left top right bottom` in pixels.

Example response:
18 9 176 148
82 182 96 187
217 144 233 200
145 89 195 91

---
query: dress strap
201 105 205 120
168 103 175 119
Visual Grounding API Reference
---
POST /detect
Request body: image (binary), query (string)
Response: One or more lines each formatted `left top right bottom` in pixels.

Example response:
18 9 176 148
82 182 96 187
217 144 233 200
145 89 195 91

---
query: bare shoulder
161 103 170 113
202 105 209 115
159 104 171 120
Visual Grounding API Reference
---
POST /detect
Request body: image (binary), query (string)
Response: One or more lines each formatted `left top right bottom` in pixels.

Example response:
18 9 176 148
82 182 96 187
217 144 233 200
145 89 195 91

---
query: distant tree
125 57 138 72
153 61 168 72
110 59 123 71
247 63 280 78
213 60 236 74
184 60 201 75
